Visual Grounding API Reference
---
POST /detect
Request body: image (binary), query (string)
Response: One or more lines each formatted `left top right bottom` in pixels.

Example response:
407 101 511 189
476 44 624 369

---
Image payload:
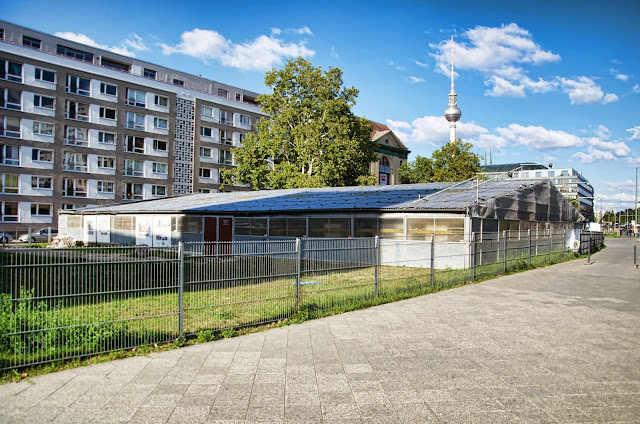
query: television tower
444 36 461 143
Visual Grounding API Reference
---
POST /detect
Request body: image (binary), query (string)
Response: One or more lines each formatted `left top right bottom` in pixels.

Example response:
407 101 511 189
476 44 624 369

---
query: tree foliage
399 140 481 184
222 57 377 189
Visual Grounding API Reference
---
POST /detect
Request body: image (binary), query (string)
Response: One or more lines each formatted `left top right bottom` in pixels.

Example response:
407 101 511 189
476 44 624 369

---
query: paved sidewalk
1 238 639 423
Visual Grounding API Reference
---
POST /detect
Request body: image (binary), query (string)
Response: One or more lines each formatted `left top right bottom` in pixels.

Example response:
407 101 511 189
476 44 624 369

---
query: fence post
430 234 435 287
178 241 184 336
374 236 379 297
548 229 552 262
634 245 637 268
295 238 301 310
587 232 591 265
503 231 507 274
470 233 475 281
527 229 531 267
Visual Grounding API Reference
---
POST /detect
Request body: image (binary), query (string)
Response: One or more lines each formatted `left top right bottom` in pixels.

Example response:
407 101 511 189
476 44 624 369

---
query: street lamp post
635 167 638 237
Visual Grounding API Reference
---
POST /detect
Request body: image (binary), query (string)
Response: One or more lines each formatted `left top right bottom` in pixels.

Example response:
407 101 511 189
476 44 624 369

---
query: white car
19 229 58 243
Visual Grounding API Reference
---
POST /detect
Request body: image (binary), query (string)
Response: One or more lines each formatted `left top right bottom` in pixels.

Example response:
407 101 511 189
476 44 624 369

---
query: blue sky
5 0 640 212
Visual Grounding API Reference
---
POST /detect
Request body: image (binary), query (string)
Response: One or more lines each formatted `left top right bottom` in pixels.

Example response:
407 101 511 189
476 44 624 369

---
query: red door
218 217 233 256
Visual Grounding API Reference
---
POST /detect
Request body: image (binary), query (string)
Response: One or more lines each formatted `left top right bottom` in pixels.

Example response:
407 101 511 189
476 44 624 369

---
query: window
1 89 22 110
154 95 168 107
0 145 19 165
97 156 115 169
217 88 228 98
0 59 23 83
98 131 116 144
235 93 242 101
173 79 184 86
66 75 91 96
32 149 53 162
64 126 88 146
31 203 51 216
65 100 89 121
235 218 268 236
239 133 246 143
0 174 19 194
152 162 167 174
153 139 167 152
124 159 143 176
200 126 213 137
125 135 145 153
33 121 54 136
126 88 145 107
63 178 87 197
0 29 4 40
35 68 55 83
218 150 233 165
201 106 213 117
548 171 555 177
63 152 87 171
124 183 143 200
153 117 168 129
31 176 52 189
34 94 54 110
144 68 156 79
152 185 166 197
97 181 114 193
199 189 211 193
199 168 213 179
220 130 233 144
220 110 233 125
240 115 250 125
522 172 529 178
561 170 569 176
99 107 116 120
101 58 129 71
23 36 41 49
200 147 212 158
1 202 18 222
0 116 21 138
57 45 93 62
100 82 117 96
535 171 542 177
124 112 145 130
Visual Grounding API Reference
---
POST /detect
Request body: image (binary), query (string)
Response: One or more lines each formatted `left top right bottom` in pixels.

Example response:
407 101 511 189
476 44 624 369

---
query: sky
4 0 640 213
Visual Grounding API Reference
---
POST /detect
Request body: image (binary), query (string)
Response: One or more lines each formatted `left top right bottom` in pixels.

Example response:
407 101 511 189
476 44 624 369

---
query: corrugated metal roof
74 180 536 215
481 163 549 173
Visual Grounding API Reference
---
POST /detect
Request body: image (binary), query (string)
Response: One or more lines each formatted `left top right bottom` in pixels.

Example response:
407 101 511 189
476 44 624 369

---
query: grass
0 245 600 382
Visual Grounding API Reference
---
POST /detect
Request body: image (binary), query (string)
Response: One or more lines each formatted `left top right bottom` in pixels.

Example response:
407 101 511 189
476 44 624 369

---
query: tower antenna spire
444 35 461 143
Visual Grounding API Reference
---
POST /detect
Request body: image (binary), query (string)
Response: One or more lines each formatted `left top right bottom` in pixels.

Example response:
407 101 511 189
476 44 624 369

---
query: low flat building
59 179 583 246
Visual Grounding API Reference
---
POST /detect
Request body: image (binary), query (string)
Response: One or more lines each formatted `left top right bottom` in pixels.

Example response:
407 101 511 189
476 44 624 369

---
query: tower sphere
445 103 461 122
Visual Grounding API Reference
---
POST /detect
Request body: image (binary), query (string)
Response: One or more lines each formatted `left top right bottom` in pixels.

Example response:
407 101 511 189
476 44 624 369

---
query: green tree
398 156 433 184
222 57 377 189
430 139 481 182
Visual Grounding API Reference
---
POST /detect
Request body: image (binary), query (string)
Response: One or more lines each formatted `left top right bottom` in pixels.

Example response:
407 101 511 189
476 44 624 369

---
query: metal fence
0 230 602 370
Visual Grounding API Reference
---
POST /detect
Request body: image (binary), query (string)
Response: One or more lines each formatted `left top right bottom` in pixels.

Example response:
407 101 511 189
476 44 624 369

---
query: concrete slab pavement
1 238 639 423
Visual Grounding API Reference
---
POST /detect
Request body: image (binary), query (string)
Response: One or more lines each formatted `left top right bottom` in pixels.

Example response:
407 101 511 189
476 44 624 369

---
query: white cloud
634 84 640 93
615 74 629 82
271 28 282 36
585 137 630 156
572 148 616 163
497 124 583 149
159 29 315 71
626 157 640 166
431 23 560 75
415 60 429 68
289 26 312 35
124 34 148 51
627 126 640 140
484 75 556 97
558 76 617 105
330 46 338 59
603 180 636 192
595 124 611 139
409 76 424 83
55 31 136 57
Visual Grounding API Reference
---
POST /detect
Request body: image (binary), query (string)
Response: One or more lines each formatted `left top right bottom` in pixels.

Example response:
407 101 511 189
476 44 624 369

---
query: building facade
368 121 410 186
480 163 595 218
0 21 264 233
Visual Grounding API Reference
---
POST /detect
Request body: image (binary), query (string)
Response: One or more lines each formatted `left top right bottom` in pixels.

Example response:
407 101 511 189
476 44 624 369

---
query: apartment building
0 21 263 233
479 163 595 219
